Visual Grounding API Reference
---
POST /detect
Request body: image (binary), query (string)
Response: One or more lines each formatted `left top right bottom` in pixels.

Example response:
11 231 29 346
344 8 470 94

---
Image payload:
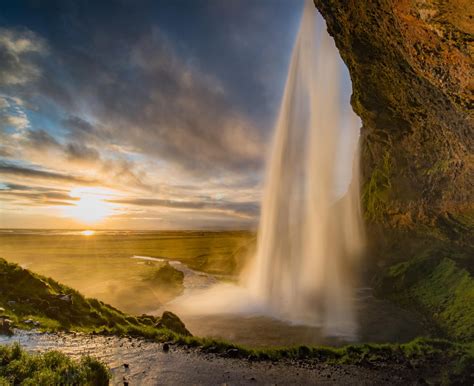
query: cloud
13 23 265 178
107 197 259 218
25 129 60 148
65 142 100 162
0 183 78 207
0 161 98 185
0 28 47 86
0 114 29 130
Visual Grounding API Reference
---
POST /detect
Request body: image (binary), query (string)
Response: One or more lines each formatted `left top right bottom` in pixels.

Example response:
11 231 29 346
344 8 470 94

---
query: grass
375 254 474 341
0 343 109 386
161 332 473 384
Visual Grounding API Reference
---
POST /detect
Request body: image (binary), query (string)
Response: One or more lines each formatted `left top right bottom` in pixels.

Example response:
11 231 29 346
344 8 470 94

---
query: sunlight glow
64 188 115 224
81 230 95 236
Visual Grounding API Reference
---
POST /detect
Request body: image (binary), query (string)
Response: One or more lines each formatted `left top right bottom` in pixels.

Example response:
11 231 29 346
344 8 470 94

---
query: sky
0 0 355 230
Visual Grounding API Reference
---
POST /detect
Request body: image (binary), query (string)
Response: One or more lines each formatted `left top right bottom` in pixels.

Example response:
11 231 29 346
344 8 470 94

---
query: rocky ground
0 331 429 385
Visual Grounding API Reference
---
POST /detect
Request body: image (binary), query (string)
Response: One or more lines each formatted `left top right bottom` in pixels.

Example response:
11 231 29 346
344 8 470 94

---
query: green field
0 230 255 315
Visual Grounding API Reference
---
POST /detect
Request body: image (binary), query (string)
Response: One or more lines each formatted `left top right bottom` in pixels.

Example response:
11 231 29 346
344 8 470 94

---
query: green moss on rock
362 150 392 221
375 255 474 341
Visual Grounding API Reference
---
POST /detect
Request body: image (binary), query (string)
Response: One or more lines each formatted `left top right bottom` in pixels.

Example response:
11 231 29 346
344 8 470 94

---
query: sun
64 188 115 224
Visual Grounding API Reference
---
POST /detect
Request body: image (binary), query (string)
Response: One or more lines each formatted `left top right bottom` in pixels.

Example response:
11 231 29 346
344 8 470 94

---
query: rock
225 348 240 358
314 0 473 235
58 294 73 303
0 307 5 313
155 311 191 336
0 318 13 335
162 343 170 353
123 363 129 369
7 301 16 306
203 346 219 354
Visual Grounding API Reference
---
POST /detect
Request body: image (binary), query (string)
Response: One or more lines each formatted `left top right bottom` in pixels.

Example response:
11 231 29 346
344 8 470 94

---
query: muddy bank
0 331 428 385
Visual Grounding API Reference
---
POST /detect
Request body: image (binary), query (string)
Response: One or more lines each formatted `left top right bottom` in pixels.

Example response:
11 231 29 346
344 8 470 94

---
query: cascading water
247 1 364 338
167 0 364 342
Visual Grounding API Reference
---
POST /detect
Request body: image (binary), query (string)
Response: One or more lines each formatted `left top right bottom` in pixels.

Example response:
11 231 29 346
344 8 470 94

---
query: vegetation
0 343 109 385
0 257 187 338
159 333 472 384
375 254 474 341
0 256 472 383
362 150 392 221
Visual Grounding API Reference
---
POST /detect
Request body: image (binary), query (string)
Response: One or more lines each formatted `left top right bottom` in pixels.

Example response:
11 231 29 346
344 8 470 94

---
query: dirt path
0 331 420 385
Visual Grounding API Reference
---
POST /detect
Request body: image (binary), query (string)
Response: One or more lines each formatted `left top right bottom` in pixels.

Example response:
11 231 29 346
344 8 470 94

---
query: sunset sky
0 0 354 230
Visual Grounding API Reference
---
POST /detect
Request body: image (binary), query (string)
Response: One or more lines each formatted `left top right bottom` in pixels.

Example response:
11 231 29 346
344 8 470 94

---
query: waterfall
247 1 364 338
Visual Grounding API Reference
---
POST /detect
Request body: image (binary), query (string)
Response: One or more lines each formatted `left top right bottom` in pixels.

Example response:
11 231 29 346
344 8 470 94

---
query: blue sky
0 0 356 229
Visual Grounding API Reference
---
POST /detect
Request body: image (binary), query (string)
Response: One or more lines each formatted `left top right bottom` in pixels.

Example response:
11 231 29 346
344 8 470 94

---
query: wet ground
0 331 423 385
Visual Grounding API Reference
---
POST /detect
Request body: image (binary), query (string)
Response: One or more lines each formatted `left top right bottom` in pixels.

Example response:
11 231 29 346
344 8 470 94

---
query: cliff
314 0 473 235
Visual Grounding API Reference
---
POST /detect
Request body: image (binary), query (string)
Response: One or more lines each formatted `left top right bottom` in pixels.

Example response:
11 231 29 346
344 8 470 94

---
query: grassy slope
0 257 472 384
0 257 184 338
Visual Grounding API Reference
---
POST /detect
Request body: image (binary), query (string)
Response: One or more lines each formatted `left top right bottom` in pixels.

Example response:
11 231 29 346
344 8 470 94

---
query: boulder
0 317 13 335
155 311 191 336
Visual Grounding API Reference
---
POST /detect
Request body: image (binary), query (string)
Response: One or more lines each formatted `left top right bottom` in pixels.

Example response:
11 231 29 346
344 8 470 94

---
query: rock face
314 0 473 232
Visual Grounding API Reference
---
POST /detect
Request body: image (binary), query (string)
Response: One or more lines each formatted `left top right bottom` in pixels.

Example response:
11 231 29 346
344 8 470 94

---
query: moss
0 343 110 385
424 159 451 176
375 255 474 341
362 150 392 221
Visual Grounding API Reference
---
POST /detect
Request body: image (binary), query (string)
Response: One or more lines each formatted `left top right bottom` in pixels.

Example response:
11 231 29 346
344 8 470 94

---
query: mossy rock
375 254 474 341
156 311 191 336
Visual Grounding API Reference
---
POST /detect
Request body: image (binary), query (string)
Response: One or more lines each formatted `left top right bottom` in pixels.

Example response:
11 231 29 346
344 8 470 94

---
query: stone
225 348 240 358
0 318 13 335
58 294 73 303
155 311 191 336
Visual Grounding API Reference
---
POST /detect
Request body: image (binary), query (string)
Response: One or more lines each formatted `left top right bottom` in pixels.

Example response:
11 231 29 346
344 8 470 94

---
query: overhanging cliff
314 0 473 234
